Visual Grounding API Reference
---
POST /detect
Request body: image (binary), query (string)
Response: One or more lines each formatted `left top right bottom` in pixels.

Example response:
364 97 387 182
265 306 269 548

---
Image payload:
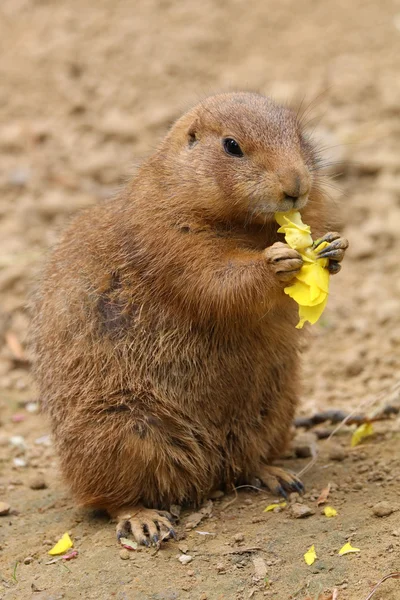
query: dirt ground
1 1 400 599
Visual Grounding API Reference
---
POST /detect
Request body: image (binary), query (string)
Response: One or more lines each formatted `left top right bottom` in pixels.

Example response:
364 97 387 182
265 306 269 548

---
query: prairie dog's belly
125 313 297 425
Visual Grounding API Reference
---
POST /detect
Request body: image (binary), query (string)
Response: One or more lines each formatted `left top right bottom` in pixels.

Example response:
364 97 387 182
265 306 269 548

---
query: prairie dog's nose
279 168 310 201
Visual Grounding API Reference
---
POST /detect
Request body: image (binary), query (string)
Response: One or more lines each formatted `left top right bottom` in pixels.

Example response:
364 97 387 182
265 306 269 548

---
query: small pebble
372 501 394 517
29 476 47 490
233 532 244 543
290 503 315 518
24 557 34 565
179 554 193 565
329 446 348 462
119 549 130 560
199 594 208 600
9 435 27 450
0 502 11 516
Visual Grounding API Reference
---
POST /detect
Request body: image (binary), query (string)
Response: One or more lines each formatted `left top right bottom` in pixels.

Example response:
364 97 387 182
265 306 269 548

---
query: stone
0 502 11 516
372 501 394 517
329 446 348 462
29 476 47 490
290 503 315 518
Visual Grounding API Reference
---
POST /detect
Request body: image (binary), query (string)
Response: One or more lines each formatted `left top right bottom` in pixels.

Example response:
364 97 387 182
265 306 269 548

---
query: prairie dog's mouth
253 193 309 215
275 193 309 213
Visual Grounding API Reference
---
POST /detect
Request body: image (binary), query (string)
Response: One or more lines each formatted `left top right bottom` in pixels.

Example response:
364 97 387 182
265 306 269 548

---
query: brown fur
31 92 332 514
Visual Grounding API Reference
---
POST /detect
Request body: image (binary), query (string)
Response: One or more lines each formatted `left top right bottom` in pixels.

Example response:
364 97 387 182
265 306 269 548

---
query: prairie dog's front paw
265 242 303 283
314 232 349 275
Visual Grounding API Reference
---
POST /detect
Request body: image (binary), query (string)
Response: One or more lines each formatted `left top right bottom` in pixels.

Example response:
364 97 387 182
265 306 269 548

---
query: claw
293 480 305 494
317 248 345 260
276 485 288 499
115 506 177 549
327 261 341 274
168 528 177 540
313 232 341 248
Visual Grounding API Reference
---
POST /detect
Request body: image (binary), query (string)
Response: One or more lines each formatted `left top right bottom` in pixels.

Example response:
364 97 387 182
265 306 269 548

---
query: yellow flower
275 211 313 250
275 210 330 328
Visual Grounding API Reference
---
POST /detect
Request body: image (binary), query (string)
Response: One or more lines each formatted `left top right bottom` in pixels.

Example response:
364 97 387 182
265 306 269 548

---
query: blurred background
0 2 400 598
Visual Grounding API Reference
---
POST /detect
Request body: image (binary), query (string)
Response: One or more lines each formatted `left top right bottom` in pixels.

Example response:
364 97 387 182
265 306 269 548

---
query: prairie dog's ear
187 118 200 146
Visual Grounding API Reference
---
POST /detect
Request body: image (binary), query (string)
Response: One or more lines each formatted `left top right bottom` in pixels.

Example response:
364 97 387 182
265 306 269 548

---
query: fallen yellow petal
304 544 317 565
351 423 374 447
263 501 287 512
324 506 338 518
338 542 360 556
48 532 73 556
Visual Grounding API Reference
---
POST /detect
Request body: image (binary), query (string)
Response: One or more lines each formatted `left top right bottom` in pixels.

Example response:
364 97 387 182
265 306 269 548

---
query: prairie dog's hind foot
256 465 304 499
116 506 176 547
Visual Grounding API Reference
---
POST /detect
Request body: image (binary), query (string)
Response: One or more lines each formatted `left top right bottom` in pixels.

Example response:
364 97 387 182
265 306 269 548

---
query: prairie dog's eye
223 138 244 157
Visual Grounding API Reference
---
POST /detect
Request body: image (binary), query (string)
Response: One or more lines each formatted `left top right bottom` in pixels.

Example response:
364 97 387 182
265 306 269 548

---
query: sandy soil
0 1 400 599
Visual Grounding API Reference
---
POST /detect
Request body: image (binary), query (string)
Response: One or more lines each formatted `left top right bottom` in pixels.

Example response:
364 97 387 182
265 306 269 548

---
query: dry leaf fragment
324 506 338 518
63 550 78 561
317 483 331 506
263 502 287 512
46 549 78 565
119 537 138 550
304 544 317 565
48 532 73 555
351 423 374 447
338 542 360 555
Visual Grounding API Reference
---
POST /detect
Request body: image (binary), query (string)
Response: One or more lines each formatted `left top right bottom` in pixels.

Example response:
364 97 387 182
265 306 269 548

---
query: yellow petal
263 501 287 512
338 542 360 555
48 532 73 556
304 544 317 565
277 224 313 250
275 211 313 250
297 263 330 296
324 506 338 518
296 295 329 328
275 210 311 231
351 423 374 447
284 279 316 305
